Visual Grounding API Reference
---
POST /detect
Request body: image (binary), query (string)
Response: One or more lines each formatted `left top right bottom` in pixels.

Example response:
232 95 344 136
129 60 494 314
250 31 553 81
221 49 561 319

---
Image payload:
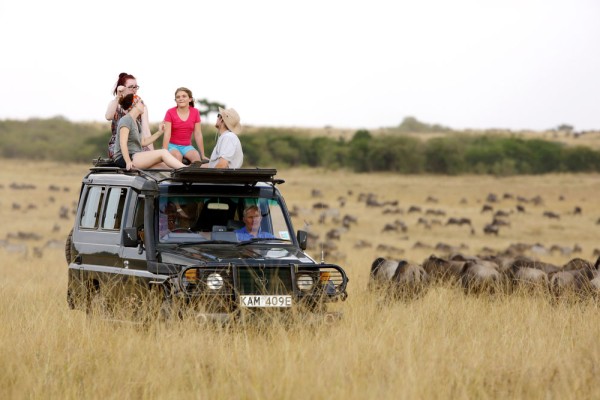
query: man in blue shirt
235 205 275 241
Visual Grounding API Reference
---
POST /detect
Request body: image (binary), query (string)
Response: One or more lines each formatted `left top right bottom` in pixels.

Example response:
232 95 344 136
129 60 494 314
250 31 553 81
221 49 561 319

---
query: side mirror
123 227 139 247
297 230 308 250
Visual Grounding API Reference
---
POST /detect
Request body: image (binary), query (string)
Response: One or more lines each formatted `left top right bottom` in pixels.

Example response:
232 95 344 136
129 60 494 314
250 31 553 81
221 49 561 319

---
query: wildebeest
450 253 503 293
543 210 560 219
422 254 466 283
483 224 499 236
481 204 494 213
369 258 429 298
549 257 598 298
460 261 502 294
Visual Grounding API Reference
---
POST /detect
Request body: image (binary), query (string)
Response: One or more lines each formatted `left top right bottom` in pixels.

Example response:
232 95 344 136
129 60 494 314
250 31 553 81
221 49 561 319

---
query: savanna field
2 159 600 399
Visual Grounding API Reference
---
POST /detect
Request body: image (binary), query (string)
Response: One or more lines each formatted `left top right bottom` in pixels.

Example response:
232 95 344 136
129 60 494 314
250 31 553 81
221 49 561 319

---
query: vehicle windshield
157 192 293 244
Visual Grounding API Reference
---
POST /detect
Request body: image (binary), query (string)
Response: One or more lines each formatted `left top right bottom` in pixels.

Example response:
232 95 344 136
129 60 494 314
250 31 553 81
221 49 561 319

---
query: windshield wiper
236 238 291 246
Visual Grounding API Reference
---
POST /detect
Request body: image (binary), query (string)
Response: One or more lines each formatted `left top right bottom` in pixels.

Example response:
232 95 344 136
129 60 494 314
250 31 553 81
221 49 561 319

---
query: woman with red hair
105 72 153 158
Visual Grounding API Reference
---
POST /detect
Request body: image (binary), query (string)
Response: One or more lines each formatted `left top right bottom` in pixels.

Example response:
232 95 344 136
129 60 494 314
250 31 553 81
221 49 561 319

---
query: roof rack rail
162 167 283 185
89 158 283 185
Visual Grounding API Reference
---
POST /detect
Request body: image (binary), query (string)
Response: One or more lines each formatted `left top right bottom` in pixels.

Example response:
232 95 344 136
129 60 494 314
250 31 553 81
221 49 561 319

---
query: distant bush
397 116 452 133
0 117 109 162
2 118 600 175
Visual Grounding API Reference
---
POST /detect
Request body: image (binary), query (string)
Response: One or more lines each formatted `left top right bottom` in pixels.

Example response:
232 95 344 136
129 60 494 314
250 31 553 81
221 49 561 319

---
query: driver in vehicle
159 202 179 238
235 205 275 241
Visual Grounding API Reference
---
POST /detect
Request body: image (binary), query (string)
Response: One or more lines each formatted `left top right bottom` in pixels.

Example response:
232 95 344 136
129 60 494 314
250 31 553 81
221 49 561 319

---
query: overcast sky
1 0 598 131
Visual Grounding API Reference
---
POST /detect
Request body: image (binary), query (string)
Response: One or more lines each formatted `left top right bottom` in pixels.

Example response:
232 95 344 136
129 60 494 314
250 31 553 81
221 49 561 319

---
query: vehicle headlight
296 274 315 291
206 273 224 290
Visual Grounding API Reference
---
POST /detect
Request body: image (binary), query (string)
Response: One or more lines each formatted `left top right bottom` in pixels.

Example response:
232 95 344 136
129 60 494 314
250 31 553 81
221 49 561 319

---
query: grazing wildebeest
461 261 502 294
312 202 329 210
326 229 342 241
407 205 422 213
449 253 503 293
505 257 551 293
354 240 372 249
342 214 358 227
494 210 510 218
422 254 467 283
510 258 560 275
369 258 429 298
513 267 550 293
543 211 560 219
531 195 544 206
491 217 510 227
549 269 594 298
547 257 598 298
483 224 499 236
383 207 404 215
413 241 431 249
375 244 405 255
481 204 494 213
311 189 323 198
59 205 70 219
486 193 498 203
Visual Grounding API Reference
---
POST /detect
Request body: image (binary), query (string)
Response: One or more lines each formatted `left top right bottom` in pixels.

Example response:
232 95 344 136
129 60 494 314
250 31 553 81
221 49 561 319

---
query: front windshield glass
157 192 293 244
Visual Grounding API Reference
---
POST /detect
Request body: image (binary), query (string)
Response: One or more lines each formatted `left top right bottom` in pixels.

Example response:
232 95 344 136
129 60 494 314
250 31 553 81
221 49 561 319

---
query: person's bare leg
184 149 201 163
133 150 185 169
169 149 184 162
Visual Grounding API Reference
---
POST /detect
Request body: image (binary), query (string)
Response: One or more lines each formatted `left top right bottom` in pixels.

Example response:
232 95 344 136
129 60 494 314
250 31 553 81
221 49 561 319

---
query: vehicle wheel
65 227 74 264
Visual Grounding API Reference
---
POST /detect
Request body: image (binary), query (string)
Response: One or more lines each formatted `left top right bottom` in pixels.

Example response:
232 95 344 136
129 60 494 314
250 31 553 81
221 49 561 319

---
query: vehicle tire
65 227 74 264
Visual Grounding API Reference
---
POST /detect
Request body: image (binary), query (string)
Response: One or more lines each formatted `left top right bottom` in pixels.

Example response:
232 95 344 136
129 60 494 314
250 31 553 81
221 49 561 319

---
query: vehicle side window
102 187 127 230
80 186 104 229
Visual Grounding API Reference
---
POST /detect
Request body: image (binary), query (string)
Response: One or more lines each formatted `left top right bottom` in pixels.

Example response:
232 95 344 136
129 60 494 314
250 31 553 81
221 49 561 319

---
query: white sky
1 0 599 131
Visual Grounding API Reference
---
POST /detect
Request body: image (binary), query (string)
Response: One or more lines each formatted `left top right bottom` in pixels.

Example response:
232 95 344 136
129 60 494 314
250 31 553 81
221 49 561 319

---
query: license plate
240 295 292 308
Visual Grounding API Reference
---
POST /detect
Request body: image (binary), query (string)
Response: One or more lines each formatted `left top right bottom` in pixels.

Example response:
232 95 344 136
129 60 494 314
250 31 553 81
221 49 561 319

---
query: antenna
320 242 325 264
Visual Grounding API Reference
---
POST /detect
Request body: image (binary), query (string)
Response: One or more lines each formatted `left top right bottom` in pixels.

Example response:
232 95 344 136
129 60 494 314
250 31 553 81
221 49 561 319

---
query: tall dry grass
1 160 600 399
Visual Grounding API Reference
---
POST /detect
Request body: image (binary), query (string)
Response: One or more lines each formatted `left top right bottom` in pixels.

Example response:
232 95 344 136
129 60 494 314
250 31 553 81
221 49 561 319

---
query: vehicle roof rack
164 167 284 185
89 159 284 185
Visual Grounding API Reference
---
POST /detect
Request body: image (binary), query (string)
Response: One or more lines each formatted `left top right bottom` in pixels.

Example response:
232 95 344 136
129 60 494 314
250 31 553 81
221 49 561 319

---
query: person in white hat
206 107 244 168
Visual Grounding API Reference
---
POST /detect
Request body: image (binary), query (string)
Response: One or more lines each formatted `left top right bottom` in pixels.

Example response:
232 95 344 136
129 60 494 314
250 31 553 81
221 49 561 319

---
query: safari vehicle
66 164 348 322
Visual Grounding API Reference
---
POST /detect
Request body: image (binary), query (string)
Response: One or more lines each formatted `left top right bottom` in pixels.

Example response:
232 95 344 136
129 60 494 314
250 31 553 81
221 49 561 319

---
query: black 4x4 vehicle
66 165 348 322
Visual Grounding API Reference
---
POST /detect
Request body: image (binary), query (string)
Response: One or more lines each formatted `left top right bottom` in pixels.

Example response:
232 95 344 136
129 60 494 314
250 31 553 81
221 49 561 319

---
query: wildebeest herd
295 184 600 301
370 253 600 300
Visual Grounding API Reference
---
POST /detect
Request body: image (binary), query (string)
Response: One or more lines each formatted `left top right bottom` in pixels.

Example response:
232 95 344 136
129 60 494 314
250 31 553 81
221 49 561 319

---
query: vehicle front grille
235 266 293 295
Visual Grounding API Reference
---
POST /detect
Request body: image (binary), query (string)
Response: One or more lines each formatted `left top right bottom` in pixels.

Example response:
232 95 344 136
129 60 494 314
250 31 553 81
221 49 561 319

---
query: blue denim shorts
168 143 197 156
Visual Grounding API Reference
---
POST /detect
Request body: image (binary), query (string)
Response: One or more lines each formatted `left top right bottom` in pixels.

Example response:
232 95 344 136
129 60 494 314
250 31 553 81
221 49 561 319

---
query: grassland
1 160 600 399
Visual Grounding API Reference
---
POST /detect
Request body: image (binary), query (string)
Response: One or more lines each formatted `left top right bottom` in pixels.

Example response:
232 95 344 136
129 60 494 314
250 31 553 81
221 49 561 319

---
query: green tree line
2 118 599 175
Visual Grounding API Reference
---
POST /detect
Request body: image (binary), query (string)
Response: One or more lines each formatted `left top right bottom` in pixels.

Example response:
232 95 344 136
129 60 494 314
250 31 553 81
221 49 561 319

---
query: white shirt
208 130 243 168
